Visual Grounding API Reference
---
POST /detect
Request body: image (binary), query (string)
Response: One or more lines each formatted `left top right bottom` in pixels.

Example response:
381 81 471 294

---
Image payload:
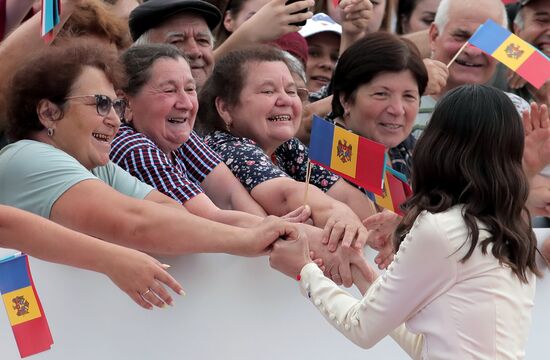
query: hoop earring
47 128 55 137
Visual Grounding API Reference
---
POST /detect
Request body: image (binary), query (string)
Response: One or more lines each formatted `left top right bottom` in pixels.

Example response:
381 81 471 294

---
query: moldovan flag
0 254 53 358
468 19 550 89
309 115 386 195
374 168 412 216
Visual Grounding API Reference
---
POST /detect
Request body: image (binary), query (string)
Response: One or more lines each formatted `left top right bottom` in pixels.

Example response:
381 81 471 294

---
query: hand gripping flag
468 19 550 89
0 253 53 358
308 115 386 195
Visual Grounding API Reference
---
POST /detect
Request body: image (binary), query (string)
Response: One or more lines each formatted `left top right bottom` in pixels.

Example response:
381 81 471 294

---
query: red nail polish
296 274 301 281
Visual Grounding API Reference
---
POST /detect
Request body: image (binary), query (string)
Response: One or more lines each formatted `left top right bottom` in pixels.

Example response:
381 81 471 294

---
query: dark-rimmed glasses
65 94 126 118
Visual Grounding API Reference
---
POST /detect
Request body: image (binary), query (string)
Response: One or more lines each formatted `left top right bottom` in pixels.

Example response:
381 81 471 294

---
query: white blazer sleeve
298 211 458 358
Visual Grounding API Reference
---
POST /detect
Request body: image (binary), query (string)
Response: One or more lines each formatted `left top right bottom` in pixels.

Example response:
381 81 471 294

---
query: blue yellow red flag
0 253 53 358
373 168 412 216
309 115 386 195
468 19 550 89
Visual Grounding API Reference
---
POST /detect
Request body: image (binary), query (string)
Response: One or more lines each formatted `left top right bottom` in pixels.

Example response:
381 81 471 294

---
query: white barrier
0 232 549 360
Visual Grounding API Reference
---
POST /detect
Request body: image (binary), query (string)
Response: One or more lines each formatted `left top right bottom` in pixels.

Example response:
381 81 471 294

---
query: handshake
269 210 401 290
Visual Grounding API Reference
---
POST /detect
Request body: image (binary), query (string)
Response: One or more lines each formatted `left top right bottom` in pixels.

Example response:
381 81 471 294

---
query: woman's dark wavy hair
395 84 540 282
331 32 428 119
6 38 124 141
198 45 289 134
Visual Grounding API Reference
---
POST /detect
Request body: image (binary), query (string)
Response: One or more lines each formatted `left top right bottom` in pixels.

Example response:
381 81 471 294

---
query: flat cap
129 0 222 41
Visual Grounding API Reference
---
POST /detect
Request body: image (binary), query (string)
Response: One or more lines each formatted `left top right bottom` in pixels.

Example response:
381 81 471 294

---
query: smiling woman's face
224 60 302 154
342 70 420 149
52 66 121 170
126 57 198 155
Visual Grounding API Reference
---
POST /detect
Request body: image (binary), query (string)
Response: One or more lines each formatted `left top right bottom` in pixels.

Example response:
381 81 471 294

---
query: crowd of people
0 0 549 357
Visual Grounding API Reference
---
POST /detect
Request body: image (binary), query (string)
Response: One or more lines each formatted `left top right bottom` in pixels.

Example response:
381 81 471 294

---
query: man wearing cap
130 0 221 87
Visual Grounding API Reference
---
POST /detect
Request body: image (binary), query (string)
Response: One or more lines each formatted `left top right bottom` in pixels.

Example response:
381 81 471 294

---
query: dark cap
271 33 308 67
129 0 222 41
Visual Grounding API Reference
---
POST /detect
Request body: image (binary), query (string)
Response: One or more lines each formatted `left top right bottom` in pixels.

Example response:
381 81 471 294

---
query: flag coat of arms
308 115 386 195
468 19 550 89
0 254 53 358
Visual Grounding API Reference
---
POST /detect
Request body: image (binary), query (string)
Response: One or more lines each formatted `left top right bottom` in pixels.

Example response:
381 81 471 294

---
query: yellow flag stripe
492 33 536 71
2 286 42 326
330 126 359 178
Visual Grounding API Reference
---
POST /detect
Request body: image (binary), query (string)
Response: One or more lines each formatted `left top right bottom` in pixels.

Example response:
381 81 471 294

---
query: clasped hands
269 209 402 288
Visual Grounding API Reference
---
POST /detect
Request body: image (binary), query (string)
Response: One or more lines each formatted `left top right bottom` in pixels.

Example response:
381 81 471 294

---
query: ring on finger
141 288 151 297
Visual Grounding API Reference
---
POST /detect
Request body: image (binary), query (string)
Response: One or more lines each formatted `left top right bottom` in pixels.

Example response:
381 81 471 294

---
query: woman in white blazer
269 84 544 359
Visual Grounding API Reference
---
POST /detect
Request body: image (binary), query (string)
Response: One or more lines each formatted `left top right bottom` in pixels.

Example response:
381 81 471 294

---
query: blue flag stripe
0 255 31 294
468 19 511 54
309 115 334 167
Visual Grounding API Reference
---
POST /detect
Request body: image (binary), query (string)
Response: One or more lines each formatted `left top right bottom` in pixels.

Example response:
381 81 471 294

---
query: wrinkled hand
322 212 369 252
102 248 184 310
526 175 550 216
269 231 312 279
527 186 550 216
240 0 314 43
422 58 449 96
244 216 300 256
281 205 312 223
340 0 373 36
363 210 402 269
307 228 371 287
507 71 527 90
522 102 550 178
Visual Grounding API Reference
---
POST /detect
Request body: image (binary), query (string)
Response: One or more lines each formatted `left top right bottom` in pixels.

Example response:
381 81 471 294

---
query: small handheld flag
467 19 550 89
374 167 412 216
308 115 386 195
0 253 53 358
41 0 61 42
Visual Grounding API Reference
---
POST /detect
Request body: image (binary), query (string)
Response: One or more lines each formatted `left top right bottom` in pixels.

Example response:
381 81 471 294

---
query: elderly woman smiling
110 44 284 227
0 39 305 307
331 32 428 181
199 46 393 262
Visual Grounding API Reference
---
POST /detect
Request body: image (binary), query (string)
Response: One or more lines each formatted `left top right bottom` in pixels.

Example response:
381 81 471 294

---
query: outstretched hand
363 210 402 269
269 231 312 279
522 102 550 179
322 212 369 252
281 205 312 223
102 247 184 310
340 0 373 36
239 0 314 43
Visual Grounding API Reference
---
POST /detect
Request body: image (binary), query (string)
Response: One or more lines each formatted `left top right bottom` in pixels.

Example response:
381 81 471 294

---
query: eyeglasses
297 88 310 102
65 94 126 118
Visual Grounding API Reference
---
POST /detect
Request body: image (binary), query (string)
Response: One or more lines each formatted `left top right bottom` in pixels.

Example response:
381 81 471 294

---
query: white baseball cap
298 13 342 38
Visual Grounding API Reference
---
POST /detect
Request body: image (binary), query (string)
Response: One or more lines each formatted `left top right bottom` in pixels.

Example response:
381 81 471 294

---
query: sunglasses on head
65 94 126 118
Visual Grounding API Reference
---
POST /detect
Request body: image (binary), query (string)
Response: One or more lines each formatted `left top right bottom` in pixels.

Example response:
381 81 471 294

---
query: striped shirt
110 124 221 204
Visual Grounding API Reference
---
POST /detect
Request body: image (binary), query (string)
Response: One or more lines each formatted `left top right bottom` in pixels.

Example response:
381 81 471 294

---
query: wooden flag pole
447 41 469 68
303 160 313 205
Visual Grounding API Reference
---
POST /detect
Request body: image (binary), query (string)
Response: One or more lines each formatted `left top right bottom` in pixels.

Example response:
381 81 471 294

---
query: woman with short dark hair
331 32 428 181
